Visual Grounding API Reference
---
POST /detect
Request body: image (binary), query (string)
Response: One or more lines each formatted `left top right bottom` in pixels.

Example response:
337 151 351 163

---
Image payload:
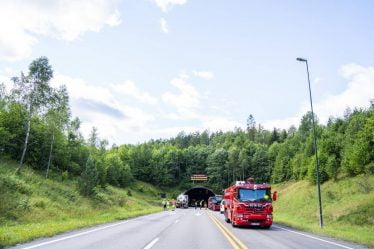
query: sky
0 0 373 144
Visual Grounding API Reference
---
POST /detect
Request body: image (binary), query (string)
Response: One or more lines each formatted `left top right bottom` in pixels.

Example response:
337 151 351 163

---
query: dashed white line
143 238 159 249
273 225 354 249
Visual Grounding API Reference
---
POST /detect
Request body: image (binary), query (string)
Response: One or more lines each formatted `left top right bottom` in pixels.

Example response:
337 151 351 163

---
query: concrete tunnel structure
183 186 216 206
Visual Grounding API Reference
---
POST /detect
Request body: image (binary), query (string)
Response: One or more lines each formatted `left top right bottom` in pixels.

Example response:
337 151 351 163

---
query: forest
1 57 373 194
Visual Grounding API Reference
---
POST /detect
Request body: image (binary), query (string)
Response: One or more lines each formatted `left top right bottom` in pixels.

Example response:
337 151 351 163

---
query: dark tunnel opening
184 187 215 207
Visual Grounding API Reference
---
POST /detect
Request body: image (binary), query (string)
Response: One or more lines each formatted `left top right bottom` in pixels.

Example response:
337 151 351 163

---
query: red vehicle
208 195 223 211
223 178 277 228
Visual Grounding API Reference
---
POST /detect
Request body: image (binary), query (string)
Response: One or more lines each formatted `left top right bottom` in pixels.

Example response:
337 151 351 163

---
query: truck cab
176 194 189 208
224 178 277 228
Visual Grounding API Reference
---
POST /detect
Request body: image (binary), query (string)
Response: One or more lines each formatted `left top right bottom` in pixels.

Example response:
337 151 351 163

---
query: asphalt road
10 208 368 249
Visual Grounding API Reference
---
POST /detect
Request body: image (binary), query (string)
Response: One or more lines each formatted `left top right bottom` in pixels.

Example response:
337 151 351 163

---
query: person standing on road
162 198 167 210
171 199 176 211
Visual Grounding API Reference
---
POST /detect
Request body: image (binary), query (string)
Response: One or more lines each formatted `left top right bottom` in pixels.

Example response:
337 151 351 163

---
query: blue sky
0 0 373 144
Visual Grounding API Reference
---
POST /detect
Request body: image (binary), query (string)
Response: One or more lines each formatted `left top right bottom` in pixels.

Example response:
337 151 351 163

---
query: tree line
0 57 373 195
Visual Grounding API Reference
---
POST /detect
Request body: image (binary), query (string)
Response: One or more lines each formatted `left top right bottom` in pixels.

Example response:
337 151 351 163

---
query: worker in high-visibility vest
200 200 204 210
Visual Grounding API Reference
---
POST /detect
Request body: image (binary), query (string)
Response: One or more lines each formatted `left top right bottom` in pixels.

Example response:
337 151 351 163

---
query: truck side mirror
272 191 277 201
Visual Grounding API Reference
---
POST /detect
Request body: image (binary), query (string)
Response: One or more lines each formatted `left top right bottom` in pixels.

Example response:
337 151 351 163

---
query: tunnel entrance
184 187 215 207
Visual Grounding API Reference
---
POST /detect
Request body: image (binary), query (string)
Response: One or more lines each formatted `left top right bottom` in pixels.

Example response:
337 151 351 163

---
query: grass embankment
273 175 374 246
0 159 164 248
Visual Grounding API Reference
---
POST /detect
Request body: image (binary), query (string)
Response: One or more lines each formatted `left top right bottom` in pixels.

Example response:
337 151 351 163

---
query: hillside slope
273 175 374 246
0 159 163 248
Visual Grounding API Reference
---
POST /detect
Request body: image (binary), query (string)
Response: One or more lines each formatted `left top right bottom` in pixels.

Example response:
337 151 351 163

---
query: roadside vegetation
0 57 373 246
0 159 162 247
273 175 374 246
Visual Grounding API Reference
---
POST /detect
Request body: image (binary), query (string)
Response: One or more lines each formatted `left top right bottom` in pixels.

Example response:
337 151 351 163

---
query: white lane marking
143 238 159 249
273 225 354 249
20 212 164 249
20 220 130 249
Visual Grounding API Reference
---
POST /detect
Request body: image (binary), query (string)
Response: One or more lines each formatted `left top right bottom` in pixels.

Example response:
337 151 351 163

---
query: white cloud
51 73 155 144
160 18 169 33
110 80 158 105
162 75 200 118
0 0 121 61
161 72 244 134
262 63 374 130
151 0 187 12
0 67 15 91
313 64 374 122
200 116 243 131
193 70 214 80
313 77 322 85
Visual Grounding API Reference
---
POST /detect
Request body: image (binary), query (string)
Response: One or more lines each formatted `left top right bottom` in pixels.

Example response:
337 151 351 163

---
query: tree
11 57 54 174
79 156 99 196
207 148 228 191
88 127 99 148
246 114 256 141
45 86 70 177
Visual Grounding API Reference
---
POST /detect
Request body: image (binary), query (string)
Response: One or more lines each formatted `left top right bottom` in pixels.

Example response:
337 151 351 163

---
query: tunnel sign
191 174 208 181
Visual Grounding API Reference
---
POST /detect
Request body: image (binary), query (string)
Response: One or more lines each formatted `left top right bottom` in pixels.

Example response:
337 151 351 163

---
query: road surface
10 208 368 249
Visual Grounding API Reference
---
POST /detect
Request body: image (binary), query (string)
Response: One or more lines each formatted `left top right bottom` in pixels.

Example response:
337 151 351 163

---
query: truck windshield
215 196 222 202
238 188 270 202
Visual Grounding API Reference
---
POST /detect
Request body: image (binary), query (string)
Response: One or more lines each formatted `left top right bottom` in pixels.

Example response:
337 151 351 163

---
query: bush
0 175 32 195
61 171 69 181
127 189 132 196
17 198 31 211
33 200 46 209
118 196 126 206
94 191 111 204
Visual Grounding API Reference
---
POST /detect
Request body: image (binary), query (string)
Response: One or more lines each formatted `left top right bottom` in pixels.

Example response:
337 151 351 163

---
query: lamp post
296 57 323 228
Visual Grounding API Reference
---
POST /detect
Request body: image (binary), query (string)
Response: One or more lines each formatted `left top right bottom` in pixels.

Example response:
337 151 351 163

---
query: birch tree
12 57 53 174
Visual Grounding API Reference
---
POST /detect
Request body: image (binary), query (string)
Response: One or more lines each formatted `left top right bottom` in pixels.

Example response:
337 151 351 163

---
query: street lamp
296 57 323 228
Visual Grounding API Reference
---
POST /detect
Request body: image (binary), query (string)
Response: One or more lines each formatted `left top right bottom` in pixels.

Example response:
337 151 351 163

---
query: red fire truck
223 178 277 228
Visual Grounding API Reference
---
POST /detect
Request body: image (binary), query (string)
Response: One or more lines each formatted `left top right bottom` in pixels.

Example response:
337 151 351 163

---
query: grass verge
273 175 374 247
0 160 164 248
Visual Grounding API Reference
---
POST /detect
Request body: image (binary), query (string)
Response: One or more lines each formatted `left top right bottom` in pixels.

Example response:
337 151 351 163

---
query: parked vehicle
224 178 277 228
220 200 225 214
208 195 223 211
176 194 189 208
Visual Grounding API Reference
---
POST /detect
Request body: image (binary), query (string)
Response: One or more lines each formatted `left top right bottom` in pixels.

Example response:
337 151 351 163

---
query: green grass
0 159 164 248
273 175 374 247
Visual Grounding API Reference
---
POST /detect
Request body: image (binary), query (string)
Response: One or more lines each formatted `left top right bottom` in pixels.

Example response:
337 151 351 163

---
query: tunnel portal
183 187 215 207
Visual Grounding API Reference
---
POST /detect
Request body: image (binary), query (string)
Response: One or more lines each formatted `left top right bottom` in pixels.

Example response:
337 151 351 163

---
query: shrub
61 171 69 181
0 175 32 195
34 200 46 209
118 196 126 206
17 198 31 211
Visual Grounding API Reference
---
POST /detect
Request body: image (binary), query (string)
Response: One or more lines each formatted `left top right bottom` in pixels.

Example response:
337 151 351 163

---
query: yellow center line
207 211 240 249
207 211 250 249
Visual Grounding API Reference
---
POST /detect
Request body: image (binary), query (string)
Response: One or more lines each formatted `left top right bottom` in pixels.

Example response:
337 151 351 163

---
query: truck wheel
231 219 237 227
224 211 230 223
